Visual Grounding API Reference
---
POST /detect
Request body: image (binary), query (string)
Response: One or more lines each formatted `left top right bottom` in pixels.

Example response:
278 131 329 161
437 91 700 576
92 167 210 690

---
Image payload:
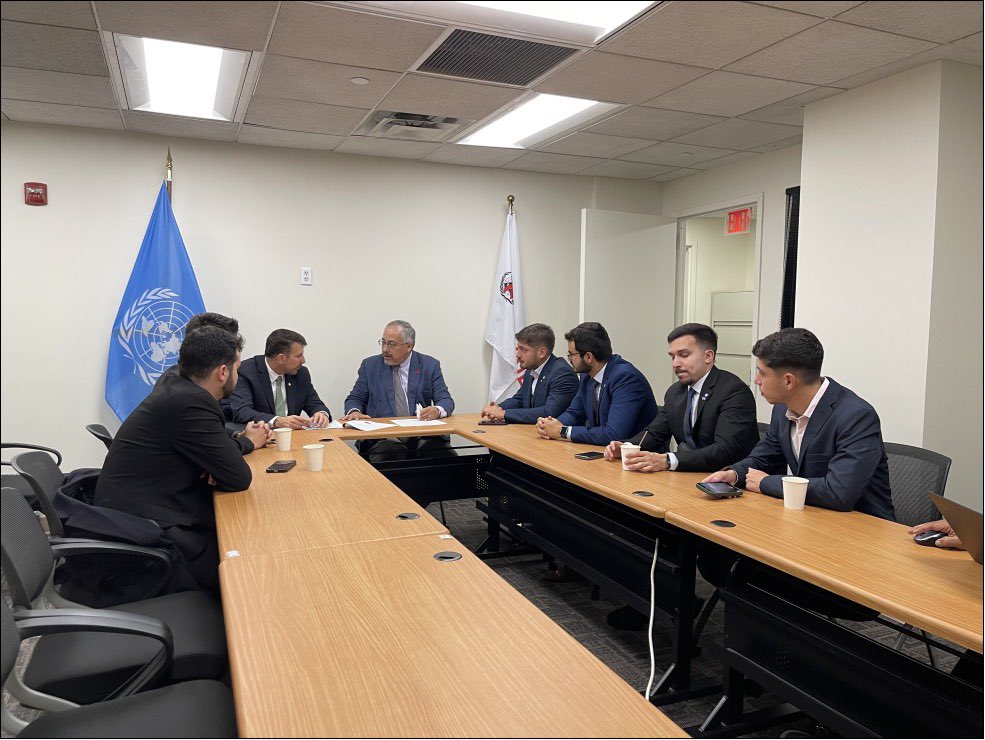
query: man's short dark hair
184 312 239 335
179 326 244 381
752 328 824 383
564 322 612 362
265 329 306 358
668 323 718 352
515 323 555 352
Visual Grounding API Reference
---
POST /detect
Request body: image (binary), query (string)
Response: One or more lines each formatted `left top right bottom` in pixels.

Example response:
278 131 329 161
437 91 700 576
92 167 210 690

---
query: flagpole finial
165 148 173 202
507 194 514 213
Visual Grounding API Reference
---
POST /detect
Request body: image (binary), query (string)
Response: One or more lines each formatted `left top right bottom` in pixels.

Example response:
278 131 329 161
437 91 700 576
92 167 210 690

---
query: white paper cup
620 443 641 471
303 444 325 472
274 428 292 452
782 476 809 510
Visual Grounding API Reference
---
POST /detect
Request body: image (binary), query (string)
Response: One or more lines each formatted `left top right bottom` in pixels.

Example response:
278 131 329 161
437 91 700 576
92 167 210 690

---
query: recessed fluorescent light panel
115 35 250 120
458 1 654 40
460 93 618 148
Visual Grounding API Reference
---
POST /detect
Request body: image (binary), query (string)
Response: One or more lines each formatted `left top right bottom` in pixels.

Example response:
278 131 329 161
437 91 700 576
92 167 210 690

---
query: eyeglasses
379 339 411 349
566 351 582 360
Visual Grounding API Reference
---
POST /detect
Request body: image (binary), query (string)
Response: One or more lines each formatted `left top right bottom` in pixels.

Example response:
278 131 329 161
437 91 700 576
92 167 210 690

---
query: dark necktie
590 379 601 428
683 387 697 448
392 365 409 416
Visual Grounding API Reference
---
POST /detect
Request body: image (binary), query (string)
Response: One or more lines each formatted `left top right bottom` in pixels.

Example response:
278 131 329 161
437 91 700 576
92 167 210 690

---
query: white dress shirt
785 377 830 474
667 370 710 471
528 359 546 400
265 359 284 427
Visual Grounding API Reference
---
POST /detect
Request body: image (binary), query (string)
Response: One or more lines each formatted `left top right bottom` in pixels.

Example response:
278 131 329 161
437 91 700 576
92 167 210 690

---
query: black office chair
0 600 236 738
85 424 114 451
2 442 62 504
12 451 68 537
884 442 952 666
0 488 228 708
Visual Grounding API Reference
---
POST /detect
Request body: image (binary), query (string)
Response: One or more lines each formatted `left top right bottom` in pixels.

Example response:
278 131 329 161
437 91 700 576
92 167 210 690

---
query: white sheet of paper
303 421 343 430
343 420 396 431
389 418 447 427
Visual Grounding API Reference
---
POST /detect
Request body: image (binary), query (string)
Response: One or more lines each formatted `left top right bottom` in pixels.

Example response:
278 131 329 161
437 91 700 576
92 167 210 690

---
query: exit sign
726 208 751 235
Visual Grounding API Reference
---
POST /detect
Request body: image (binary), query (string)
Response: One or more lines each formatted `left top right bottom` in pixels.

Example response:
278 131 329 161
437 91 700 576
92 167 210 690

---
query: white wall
922 62 984 509
1 122 647 471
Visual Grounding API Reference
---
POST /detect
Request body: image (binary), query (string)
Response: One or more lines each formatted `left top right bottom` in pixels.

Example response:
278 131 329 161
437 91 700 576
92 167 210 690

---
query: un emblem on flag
116 287 197 386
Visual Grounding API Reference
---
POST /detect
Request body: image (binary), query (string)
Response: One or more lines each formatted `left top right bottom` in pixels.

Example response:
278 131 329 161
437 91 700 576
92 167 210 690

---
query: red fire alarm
24 182 48 206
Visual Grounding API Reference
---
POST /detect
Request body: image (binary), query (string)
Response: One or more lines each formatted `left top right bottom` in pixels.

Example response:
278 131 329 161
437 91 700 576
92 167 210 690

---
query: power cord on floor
644 536 660 700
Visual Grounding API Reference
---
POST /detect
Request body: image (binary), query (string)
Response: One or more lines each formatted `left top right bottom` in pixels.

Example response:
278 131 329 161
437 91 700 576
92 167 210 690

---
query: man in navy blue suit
703 328 894 521
481 323 578 424
226 328 331 429
341 320 455 461
536 322 657 446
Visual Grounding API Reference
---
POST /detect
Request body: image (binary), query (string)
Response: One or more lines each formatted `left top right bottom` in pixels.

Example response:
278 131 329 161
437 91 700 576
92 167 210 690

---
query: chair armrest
49 538 175 600
1 442 62 466
12 608 173 699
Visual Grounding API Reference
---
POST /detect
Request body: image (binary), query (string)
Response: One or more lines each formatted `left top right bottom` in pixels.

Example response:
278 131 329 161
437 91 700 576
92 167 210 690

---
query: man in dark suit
605 323 759 472
537 322 657 445
95 326 270 592
703 328 894 521
341 320 455 461
481 323 578 424
227 328 331 429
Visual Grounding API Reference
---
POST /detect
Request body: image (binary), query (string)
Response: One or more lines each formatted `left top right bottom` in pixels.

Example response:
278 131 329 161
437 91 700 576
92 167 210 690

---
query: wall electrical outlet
300 267 312 286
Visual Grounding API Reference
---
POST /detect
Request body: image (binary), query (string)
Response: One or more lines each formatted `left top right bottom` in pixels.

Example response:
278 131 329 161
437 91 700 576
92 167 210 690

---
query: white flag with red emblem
484 210 525 402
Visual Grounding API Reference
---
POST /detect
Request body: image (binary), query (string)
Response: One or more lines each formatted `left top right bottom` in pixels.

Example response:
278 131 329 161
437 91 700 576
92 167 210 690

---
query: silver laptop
928 493 983 565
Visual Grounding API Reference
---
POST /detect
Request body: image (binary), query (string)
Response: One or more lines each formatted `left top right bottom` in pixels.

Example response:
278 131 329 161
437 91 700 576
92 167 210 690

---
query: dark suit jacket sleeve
503 364 579 424
171 395 253 492
430 361 455 415
758 406 886 512
298 369 331 420
499 382 524 411
228 366 275 425
675 383 758 472
568 370 649 445
556 379 587 428
630 386 674 448
731 410 787 485
344 360 370 414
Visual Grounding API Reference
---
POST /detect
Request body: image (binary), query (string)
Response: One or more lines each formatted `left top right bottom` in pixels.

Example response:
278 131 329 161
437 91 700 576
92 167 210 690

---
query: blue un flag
105 183 206 420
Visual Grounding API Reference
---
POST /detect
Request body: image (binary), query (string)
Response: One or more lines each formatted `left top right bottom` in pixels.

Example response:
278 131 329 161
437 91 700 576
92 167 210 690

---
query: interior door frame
673 192 765 386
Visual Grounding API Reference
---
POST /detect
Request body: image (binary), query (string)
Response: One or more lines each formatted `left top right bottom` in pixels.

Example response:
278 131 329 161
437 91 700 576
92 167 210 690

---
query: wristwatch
560 426 570 440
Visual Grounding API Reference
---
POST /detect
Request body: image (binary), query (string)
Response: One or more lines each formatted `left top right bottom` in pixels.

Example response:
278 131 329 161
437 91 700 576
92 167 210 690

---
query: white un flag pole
484 200 524 402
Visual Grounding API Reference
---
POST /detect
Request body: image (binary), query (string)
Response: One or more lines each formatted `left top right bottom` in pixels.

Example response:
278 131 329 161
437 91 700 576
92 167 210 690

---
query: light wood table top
214 436 446 559
220 533 686 739
665 493 984 652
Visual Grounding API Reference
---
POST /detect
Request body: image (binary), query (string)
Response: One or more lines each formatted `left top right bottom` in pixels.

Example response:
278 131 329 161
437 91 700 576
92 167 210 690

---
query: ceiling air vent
418 29 578 87
354 110 475 142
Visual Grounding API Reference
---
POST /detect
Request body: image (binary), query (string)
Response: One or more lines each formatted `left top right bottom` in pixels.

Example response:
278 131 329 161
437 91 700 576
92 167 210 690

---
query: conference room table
214 421 685 738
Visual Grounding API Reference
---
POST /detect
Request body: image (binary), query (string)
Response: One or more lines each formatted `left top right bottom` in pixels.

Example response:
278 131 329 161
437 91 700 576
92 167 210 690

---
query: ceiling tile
673 119 802 149
601 1 819 68
739 86 844 125
750 2 863 17
577 160 677 179
536 131 652 158
1 66 117 108
830 42 984 88
725 21 937 85
1 98 121 129
378 74 522 119
245 97 368 136
334 135 440 159
502 151 605 175
1 21 106 75
650 168 701 182
268 3 444 71
644 71 813 117
122 111 238 141
237 125 344 151
254 56 400 107
620 141 738 166
424 144 526 167
584 106 725 141
94 1 277 51
692 151 762 169
534 51 709 105
751 134 803 152
835 1 984 44
1 1 96 29
951 31 983 51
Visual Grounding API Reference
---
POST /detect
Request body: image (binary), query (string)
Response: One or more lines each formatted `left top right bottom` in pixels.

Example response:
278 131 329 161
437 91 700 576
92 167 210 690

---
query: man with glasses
341 320 455 461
